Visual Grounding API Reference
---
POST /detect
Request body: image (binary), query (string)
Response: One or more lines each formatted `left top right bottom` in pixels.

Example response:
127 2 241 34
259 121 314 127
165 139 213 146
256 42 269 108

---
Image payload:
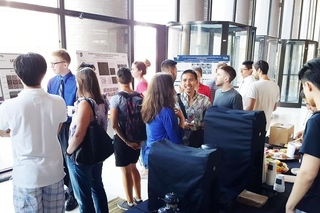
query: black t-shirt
296 111 320 212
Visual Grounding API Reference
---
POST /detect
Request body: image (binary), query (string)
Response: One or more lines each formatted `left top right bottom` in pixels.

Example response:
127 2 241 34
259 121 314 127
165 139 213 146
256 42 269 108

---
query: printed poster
76 50 129 100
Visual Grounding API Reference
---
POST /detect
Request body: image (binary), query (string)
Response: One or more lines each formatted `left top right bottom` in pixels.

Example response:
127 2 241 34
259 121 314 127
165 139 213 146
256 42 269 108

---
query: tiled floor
0 106 309 212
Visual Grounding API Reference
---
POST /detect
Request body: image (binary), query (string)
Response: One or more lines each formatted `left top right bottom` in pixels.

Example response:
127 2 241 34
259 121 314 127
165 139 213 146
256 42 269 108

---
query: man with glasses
245 60 280 131
47 49 78 211
239 60 256 109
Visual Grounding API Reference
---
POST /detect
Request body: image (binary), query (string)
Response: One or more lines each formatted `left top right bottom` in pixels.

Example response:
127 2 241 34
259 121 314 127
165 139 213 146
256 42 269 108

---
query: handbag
70 98 114 166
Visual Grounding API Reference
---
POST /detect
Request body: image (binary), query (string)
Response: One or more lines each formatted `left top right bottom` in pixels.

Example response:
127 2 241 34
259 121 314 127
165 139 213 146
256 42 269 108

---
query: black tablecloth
126 160 300 213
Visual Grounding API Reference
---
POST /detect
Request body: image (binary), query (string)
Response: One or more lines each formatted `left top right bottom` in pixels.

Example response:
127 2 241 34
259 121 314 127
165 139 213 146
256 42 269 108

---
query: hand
295 130 304 142
184 121 194 129
285 207 295 213
174 108 184 119
126 141 140 150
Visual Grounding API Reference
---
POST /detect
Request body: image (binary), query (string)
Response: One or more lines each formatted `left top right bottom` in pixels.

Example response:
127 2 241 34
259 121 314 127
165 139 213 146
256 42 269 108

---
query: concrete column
180 0 207 22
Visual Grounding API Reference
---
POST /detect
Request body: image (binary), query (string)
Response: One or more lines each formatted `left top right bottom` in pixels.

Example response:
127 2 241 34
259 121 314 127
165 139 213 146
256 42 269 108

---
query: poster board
76 50 128 100
174 55 230 91
0 53 23 101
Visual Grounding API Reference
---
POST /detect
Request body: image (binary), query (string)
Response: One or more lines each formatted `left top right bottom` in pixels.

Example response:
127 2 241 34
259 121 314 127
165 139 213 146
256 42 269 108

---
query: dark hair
254 60 269 74
242 60 254 70
117 67 132 84
219 65 237 82
193 67 203 76
52 49 71 64
300 90 306 99
76 68 104 104
216 62 227 69
161 59 177 72
181 69 198 80
133 61 147 75
78 62 96 71
141 73 175 123
13 52 47 87
298 58 320 90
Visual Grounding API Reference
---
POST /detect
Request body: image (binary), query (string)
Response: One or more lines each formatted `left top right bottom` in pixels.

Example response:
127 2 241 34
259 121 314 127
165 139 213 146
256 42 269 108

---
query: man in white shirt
245 60 280 131
239 60 256 109
0 53 67 212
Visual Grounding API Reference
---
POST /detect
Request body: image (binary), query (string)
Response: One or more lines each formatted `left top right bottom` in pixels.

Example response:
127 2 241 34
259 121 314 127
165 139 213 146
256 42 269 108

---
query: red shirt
198 83 212 103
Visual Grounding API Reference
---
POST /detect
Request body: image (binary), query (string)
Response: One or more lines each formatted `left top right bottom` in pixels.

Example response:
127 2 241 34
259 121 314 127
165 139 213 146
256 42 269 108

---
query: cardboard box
237 190 268 208
269 123 294 146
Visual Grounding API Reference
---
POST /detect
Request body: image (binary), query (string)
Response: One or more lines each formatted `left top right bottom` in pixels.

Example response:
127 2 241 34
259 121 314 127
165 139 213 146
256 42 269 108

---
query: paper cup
286 142 296 158
67 106 75 117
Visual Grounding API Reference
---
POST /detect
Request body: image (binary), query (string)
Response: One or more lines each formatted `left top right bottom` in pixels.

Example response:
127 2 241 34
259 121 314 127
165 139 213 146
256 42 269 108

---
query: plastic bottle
266 160 277 186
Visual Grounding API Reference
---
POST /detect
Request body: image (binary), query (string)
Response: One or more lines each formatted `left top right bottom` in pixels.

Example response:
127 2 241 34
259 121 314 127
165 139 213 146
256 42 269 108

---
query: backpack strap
84 98 97 121
118 91 142 99
177 93 187 119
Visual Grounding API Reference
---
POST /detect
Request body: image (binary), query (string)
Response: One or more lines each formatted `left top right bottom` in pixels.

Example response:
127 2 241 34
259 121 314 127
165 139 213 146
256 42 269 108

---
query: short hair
52 49 71 64
220 65 237 82
76 68 104 104
216 62 227 69
193 67 202 76
300 90 306 99
181 69 198 80
242 60 254 70
13 52 47 87
133 61 147 75
161 59 177 72
253 60 269 74
117 67 132 84
298 58 320 90
78 62 96 71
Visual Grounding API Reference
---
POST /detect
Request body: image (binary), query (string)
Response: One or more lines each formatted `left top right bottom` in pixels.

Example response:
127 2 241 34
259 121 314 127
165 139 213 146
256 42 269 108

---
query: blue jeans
66 156 109 213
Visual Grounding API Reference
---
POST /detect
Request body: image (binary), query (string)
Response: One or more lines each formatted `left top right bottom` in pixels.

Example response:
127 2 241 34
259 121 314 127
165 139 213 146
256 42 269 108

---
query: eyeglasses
51 61 65 66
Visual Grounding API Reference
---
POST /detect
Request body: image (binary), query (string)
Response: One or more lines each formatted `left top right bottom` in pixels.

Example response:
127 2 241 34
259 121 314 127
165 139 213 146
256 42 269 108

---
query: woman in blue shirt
141 73 185 167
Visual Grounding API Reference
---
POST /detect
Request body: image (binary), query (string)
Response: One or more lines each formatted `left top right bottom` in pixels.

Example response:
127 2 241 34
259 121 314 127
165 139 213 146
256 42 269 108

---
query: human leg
130 163 142 200
66 156 95 213
13 185 43 213
120 165 134 203
91 162 109 213
42 179 65 213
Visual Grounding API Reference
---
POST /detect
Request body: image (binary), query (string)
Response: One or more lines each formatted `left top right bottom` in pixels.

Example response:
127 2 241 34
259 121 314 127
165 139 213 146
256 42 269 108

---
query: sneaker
65 195 78 211
133 197 143 205
117 200 134 211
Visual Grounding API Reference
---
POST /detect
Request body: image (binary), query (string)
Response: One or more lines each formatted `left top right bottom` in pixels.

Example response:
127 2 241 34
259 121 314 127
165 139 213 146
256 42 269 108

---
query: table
126 160 300 213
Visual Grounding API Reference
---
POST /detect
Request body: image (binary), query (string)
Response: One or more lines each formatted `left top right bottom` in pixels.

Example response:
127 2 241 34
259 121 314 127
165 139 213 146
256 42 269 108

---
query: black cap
161 59 177 67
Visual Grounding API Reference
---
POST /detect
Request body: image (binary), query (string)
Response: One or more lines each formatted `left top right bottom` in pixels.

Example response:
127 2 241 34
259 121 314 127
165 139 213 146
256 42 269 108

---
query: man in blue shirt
47 49 78 211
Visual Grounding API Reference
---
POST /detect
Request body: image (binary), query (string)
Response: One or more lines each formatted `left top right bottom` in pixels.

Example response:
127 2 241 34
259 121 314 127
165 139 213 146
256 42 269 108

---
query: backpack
118 91 147 142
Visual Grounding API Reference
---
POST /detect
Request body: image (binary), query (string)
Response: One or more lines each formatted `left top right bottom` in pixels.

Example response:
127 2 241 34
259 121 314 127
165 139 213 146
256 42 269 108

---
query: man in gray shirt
213 65 243 110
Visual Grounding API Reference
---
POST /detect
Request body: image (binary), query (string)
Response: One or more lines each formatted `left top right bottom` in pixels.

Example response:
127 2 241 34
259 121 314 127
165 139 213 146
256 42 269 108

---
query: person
245 60 280 131
0 53 67 212
47 49 78 211
179 69 211 148
141 73 185 167
203 62 227 102
213 65 243 110
131 61 148 97
193 66 212 103
238 60 256 109
161 59 178 81
65 67 109 213
286 58 320 213
144 59 151 69
295 90 317 142
109 67 143 211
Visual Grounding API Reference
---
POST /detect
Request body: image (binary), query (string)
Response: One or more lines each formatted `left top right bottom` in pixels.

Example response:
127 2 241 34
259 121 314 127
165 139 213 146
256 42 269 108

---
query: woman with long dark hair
141 73 185 168
66 67 110 213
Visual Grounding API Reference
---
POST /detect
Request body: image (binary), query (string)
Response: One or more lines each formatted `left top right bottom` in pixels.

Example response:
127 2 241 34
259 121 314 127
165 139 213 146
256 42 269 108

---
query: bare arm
273 102 278 111
0 129 10 137
245 98 256 110
286 154 320 212
66 101 92 154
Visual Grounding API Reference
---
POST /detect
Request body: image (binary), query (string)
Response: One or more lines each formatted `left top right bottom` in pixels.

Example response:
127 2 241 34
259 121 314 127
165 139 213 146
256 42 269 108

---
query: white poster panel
76 50 129 100
0 53 23 101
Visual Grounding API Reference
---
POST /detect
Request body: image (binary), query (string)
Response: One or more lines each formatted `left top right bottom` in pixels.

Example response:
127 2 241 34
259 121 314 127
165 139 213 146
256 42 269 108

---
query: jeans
66 156 109 213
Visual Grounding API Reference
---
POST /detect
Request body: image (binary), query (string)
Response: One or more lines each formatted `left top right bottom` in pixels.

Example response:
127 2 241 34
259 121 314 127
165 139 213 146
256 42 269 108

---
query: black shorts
113 134 140 167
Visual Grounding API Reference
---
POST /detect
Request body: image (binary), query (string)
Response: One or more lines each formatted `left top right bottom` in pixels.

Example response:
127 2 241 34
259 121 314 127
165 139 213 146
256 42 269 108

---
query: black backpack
118 91 147 142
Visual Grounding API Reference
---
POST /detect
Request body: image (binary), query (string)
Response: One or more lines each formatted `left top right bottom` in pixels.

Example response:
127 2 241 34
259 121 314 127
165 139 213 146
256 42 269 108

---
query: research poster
0 53 23 101
174 55 230 91
76 50 128 99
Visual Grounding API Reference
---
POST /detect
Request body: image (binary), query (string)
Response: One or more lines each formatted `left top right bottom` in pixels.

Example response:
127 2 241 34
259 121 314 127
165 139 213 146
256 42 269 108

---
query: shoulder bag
70 98 114 165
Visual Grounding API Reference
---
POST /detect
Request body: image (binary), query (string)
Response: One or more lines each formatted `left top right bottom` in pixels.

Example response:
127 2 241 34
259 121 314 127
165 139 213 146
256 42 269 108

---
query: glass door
278 40 318 107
